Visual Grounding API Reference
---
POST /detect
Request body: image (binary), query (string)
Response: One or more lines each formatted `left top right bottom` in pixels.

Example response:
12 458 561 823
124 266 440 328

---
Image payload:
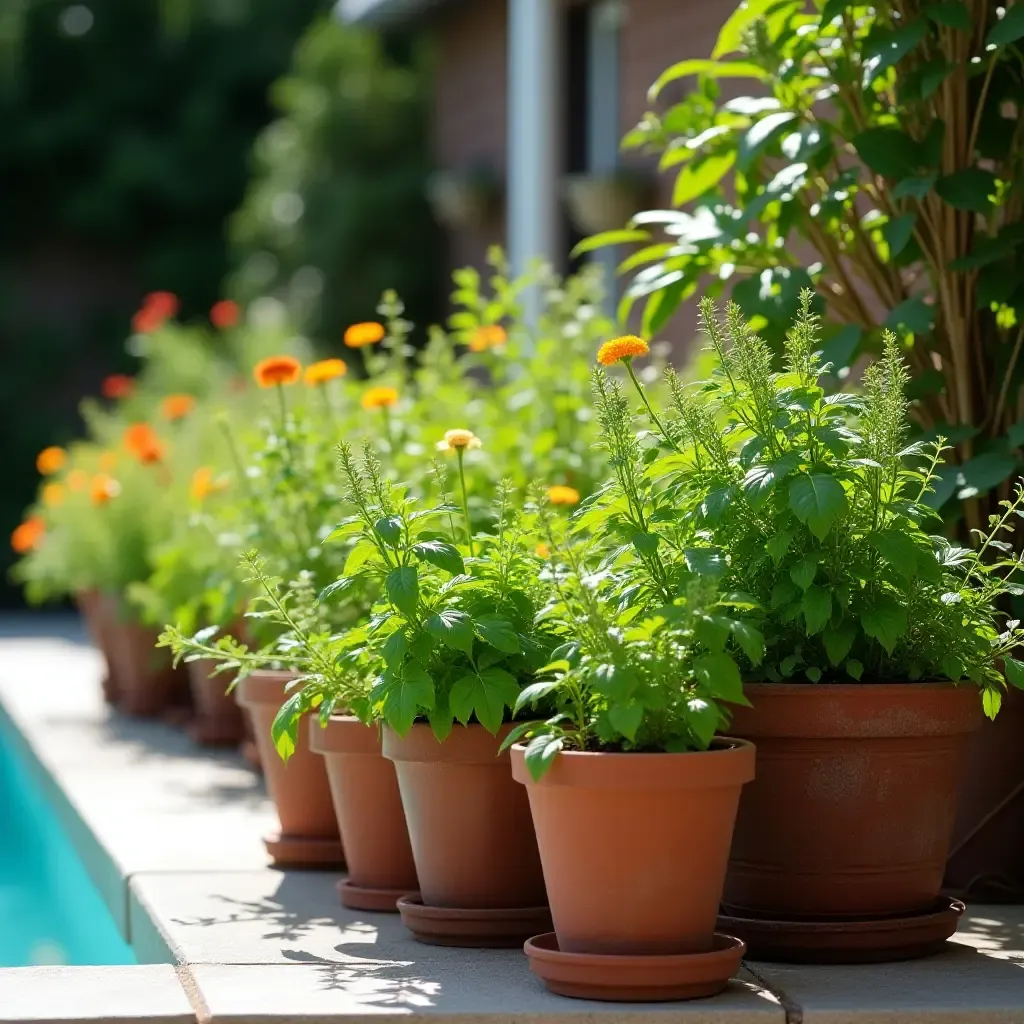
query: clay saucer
337 879 412 913
263 831 345 869
718 896 965 964
524 932 746 1002
396 894 552 947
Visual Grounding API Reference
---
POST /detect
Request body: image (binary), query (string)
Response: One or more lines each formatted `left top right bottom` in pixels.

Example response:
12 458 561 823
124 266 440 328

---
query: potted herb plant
505 367 755 1002
615 295 1024 960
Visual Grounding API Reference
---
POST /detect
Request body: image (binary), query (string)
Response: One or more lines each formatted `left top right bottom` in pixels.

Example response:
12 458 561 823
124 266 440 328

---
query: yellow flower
535 542 550 559
41 483 65 508
67 469 88 493
361 386 399 410
190 466 226 501
344 322 386 348
36 446 67 475
597 335 650 366
436 428 482 452
469 325 507 352
304 358 347 386
547 485 581 506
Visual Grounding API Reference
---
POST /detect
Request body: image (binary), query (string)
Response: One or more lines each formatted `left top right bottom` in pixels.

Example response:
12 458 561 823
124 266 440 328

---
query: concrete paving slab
186 963 782 1024
0 965 195 1023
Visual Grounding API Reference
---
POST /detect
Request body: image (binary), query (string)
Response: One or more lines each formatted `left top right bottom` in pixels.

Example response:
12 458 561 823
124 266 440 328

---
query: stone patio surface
0 620 1022 1024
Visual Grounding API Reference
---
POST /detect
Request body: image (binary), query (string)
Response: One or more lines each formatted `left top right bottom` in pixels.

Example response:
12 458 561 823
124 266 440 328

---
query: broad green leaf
343 539 379 575
571 228 650 258
892 172 938 200
685 547 726 576
737 111 799 170
412 539 464 575
957 452 1017 498
885 298 934 335
685 697 720 748
802 586 832 635
673 152 736 206
789 473 847 539
861 598 908 654
632 531 661 557
846 658 864 680
649 59 767 99
609 701 644 741
982 687 1002 720
790 557 817 590
823 621 857 666
323 520 363 544
271 692 304 762
853 127 922 179
882 213 916 258
524 733 563 780
820 0 852 23
742 453 801 505
715 0 794 55
475 614 522 653
381 629 408 668
987 3 1024 46
936 168 998 213
1004 656 1024 689
318 576 356 604
449 667 520 733
862 20 927 88
515 679 561 711
924 1 971 30
426 609 475 654
766 529 795 565
771 578 800 609
693 652 747 704
380 665 434 735
385 565 419 617
948 224 1024 271
869 530 922 579
374 515 403 546
732 621 765 666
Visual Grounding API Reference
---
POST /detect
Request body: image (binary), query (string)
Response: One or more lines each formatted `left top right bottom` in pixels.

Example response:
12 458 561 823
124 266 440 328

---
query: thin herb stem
456 449 475 556
625 360 679 452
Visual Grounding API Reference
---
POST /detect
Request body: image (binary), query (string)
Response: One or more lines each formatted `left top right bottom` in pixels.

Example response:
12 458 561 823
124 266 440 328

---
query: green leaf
449 667 521 733
344 539 380 575
870 530 922 579
766 529 795 565
957 452 1018 498
846 658 864 680
318 576 357 604
987 4 1024 46
381 629 408 668
374 515 404 546
381 665 434 735
515 679 561 711
771 578 800 609
672 152 736 206
684 547 726 576
862 20 928 88
411 539 465 575
861 598 908 654
426 609 475 654
853 127 922 179
742 453 802 505
982 687 1002 720
385 566 419 617
693 652 747 704
924 1 971 30
732 621 765 666
882 213 916 258
802 586 832 636
820 0 851 23
936 168 998 214
790 557 817 590
475 614 522 654
570 229 650 258
1005 656 1024 689
609 701 644 742
685 697 720 748
823 621 857 666
632 531 661 557
789 473 847 539
649 59 767 99
948 224 1024 271
271 692 304 762
524 733 563 781
885 298 934 335
892 172 938 200
716 0 795 55
737 111 799 170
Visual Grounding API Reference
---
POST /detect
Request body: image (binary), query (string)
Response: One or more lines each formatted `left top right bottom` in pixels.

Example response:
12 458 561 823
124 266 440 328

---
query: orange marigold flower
11 517 45 554
468 324 507 353
189 466 227 502
253 355 302 388
101 374 134 400
123 423 166 464
597 335 650 366
304 358 347 386
91 474 120 505
547 485 581 506
41 483 65 508
344 321 386 348
36 446 67 475
535 542 551 559
67 469 88 492
161 394 196 421
98 451 118 472
436 428 482 452
210 299 240 329
361 386 399 410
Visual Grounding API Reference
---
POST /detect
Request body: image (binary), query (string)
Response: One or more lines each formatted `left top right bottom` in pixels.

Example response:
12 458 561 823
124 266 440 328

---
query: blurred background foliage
0 0 437 606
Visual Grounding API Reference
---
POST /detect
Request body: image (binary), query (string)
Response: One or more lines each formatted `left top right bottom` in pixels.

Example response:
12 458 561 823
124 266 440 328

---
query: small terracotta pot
235 670 343 867
512 739 755 956
186 659 245 746
383 723 546 909
725 683 983 918
310 717 418 910
239 703 263 772
75 588 119 704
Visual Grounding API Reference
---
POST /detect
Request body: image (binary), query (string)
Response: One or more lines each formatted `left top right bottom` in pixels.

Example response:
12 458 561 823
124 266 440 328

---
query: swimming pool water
0 715 135 966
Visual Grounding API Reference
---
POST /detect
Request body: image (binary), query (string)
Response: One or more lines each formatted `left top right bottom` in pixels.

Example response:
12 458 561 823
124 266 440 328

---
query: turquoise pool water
0 715 135 966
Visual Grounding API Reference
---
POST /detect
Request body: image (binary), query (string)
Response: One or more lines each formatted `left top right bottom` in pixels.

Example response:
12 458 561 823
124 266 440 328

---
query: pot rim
510 736 755 789
382 721 517 765
743 681 977 692
309 715 381 756
235 668 299 709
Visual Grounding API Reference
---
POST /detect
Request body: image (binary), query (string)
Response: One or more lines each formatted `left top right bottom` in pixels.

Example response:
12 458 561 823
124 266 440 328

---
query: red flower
210 300 240 329
144 291 179 318
102 374 135 400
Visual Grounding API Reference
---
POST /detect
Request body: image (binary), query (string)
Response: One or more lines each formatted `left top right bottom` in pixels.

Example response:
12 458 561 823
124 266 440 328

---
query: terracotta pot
239 703 263 772
75 588 119 704
512 739 754 956
235 670 343 867
186 659 245 746
725 683 983 918
382 723 546 909
310 717 418 910
945 685 1024 901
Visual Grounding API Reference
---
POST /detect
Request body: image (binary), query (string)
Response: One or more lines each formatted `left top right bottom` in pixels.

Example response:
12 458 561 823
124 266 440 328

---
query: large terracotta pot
235 670 343 867
512 739 754 955
725 683 983 918
186 659 245 746
382 723 546 909
310 717 418 910
75 588 119 704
